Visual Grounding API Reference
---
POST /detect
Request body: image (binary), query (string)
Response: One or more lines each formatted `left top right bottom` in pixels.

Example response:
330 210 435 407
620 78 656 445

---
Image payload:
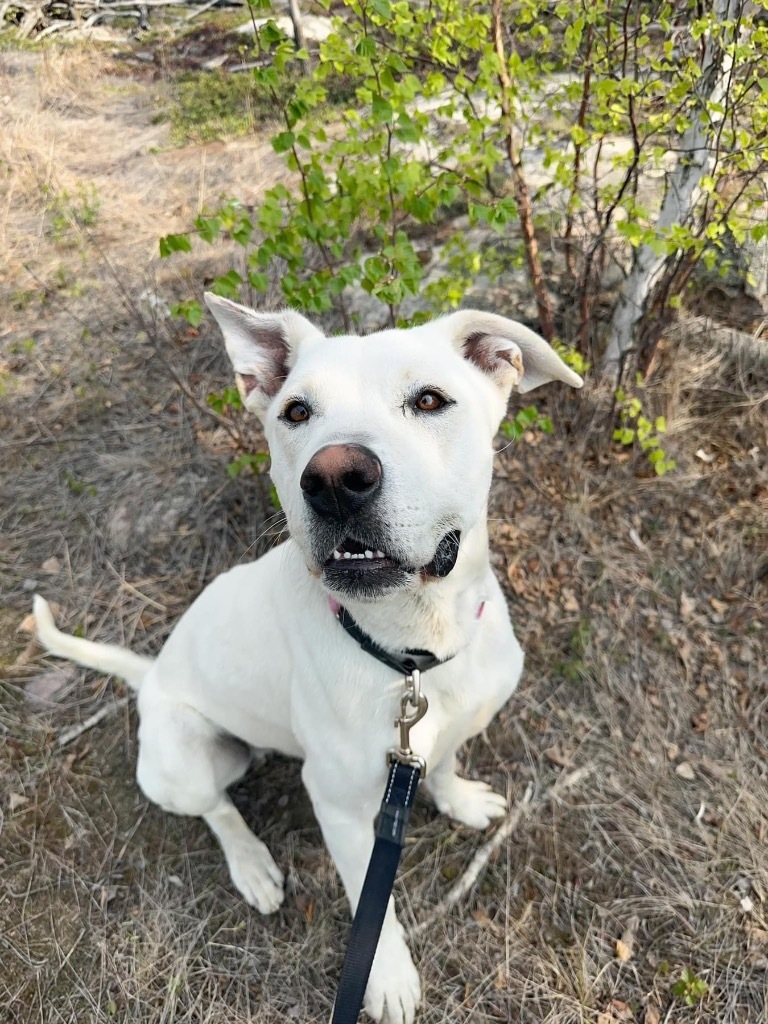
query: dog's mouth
328 537 395 564
321 530 461 597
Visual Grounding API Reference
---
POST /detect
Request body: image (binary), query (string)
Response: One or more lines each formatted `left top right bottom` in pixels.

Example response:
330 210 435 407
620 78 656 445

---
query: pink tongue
327 595 342 616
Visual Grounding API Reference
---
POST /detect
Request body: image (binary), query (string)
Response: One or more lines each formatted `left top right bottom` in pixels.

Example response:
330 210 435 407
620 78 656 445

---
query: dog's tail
33 595 154 691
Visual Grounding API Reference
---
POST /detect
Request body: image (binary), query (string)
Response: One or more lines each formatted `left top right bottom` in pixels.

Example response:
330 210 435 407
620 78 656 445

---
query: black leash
330 606 454 1024
330 759 421 1024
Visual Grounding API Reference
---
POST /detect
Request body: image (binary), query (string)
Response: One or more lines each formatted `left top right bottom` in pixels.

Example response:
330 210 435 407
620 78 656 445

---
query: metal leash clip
389 668 428 775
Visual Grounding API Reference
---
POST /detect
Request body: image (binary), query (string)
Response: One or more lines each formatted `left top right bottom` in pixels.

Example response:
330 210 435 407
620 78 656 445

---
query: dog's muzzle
300 444 461 598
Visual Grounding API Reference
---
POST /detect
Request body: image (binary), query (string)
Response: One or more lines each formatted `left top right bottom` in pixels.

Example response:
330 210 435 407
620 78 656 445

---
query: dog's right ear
204 294 323 416
444 309 583 394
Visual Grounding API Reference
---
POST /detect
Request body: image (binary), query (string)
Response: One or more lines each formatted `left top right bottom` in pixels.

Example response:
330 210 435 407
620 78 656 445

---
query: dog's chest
411 659 516 768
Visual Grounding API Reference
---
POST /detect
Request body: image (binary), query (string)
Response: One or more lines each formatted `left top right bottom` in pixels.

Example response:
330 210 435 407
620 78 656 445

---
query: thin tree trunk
287 0 308 55
601 0 743 380
491 0 555 340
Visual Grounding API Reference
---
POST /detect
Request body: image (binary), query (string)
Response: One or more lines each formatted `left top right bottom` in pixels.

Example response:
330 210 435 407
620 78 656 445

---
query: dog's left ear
445 310 583 394
204 293 323 415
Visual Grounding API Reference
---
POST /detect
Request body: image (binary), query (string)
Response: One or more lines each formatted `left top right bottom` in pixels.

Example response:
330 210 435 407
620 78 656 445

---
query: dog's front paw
225 836 284 914
433 777 507 830
364 935 421 1024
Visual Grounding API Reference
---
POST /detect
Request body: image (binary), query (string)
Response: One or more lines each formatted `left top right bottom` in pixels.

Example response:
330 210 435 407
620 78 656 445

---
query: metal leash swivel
389 668 428 775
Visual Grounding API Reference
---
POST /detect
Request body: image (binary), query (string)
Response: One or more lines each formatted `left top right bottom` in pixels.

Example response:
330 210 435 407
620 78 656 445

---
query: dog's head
206 296 582 601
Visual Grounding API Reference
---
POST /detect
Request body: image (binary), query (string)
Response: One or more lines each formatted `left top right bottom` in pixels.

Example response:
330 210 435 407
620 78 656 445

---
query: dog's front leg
302 761 421 1024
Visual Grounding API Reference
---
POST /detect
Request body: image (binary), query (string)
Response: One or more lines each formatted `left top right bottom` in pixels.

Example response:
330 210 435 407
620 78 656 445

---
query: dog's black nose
300 444 382 520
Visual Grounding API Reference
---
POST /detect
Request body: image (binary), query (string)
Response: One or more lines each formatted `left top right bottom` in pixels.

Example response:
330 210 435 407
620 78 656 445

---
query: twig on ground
56 696 130 749
183 0 223 21
105 561 168 613
410 764 594 935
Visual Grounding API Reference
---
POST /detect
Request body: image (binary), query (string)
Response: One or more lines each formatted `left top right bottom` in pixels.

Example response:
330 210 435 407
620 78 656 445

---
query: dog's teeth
333 550 342 560
375 550 385 558
365 550 373 559
343 551 351 559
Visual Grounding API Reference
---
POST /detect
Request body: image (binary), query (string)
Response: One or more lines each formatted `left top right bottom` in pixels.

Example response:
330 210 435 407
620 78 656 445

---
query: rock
236 15 334 43
203 54 229 71
106 470 209 556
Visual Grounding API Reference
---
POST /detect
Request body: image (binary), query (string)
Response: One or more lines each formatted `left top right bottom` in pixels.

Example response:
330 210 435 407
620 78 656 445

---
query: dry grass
2 43 768 1024
0 43 286 286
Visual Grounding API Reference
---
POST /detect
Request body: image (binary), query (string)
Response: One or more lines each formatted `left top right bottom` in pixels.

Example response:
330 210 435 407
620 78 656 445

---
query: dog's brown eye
285 401 310 423
415 391 445 413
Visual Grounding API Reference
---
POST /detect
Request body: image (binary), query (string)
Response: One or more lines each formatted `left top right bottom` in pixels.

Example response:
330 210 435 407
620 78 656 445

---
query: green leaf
194 216 221 244
159 233 191 258
394 113 421 143
355 36 377 58
371 95 394 124
170 300 203 327
211 270 243 299
248 270 269 292
272 131 296 154
232 217 253 247
207 386 243 415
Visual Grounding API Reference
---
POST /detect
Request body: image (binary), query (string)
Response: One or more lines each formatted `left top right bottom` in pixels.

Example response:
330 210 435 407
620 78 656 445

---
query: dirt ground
2 35 768 1024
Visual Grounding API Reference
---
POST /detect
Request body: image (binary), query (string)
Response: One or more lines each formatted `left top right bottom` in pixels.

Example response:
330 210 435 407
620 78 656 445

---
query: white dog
35 298 582 1023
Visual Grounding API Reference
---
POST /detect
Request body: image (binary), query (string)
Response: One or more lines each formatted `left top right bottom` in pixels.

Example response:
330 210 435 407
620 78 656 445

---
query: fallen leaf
17 613 36 634
543 746 573 768
609 1000 633 1021
294 892 315 924
676 761 695 781
616 915 639 961
494 964 506 990
710 597 728 615
615 939 632 961
9 793 28 811
680 591 696 622
597 1000 634 1023
561 588 580 612
472 908 502 935
691 710 709 733
695 448 716 463
506 562 527 596
25 665 75 704
41 556 61 574
18 602 60 634
644 1001 661 1024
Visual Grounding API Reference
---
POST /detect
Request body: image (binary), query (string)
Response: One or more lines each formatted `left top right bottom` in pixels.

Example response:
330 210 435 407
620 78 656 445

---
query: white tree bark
601 0 744 379
287 0 307 54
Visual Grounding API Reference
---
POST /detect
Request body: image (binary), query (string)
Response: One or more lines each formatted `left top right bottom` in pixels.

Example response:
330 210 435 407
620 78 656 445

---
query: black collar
333 605 448 676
